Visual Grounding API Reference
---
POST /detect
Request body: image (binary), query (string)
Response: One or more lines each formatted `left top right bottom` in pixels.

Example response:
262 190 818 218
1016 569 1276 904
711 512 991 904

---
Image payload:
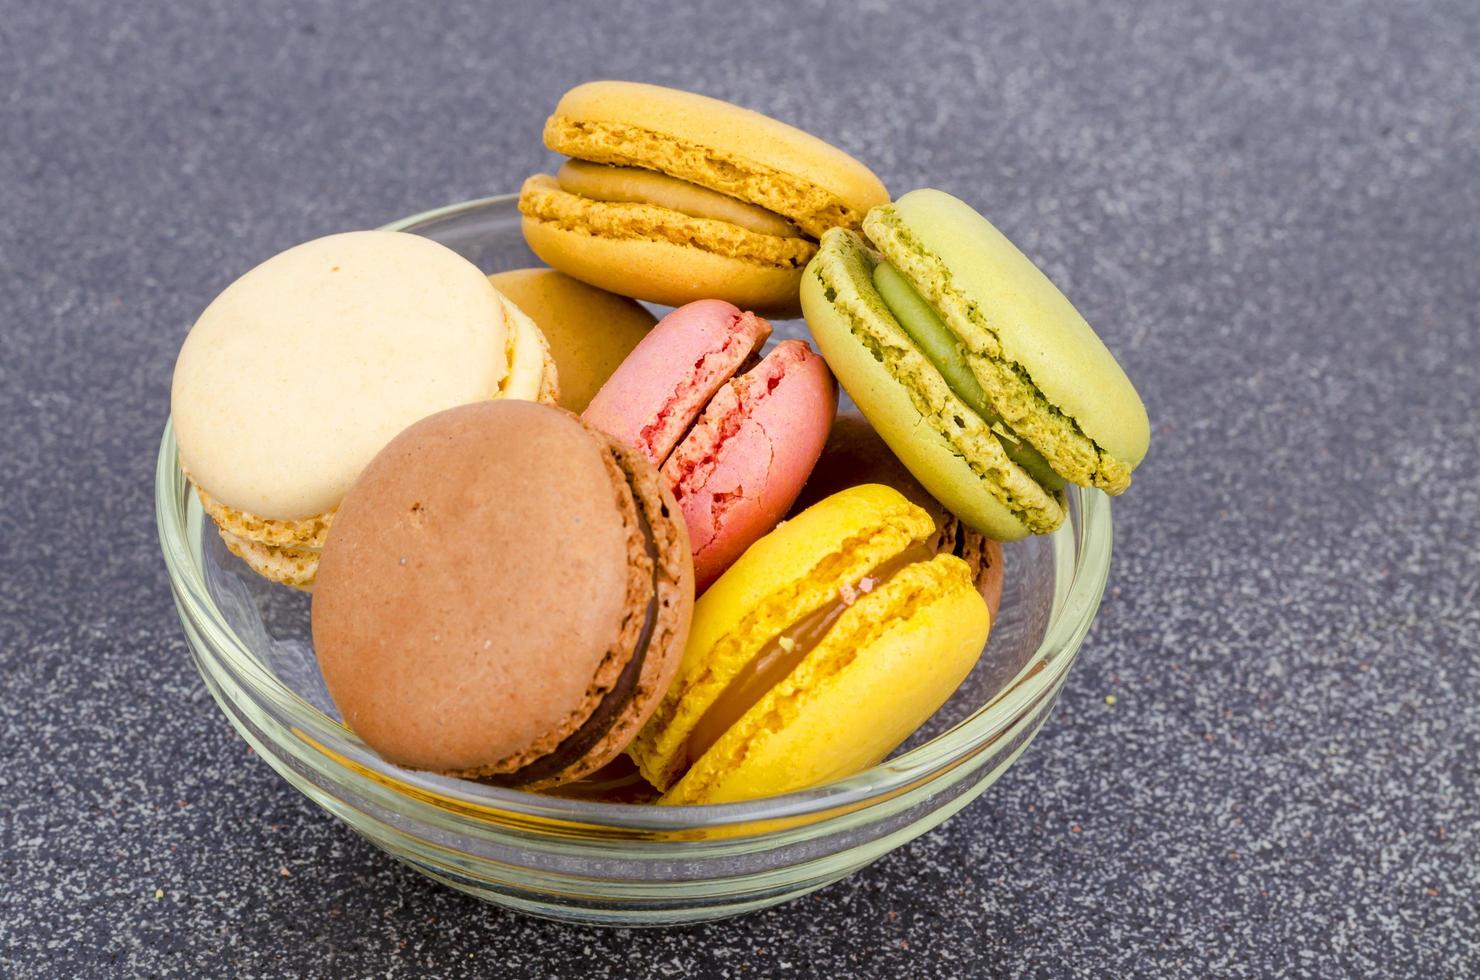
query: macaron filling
681 540 937 771
520 174 818 271
872 261 1064 491
557 161 803 239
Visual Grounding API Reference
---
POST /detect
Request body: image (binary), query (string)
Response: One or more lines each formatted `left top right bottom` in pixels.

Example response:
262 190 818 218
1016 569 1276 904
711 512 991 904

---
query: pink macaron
584 300 837 590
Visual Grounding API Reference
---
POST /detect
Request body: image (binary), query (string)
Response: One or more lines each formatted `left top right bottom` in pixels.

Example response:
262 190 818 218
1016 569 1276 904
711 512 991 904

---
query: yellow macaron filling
557 160 803 239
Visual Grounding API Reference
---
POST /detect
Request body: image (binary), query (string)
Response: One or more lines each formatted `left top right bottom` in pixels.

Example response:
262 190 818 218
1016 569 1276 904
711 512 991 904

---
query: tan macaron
311 400 694 788
519 81 889 316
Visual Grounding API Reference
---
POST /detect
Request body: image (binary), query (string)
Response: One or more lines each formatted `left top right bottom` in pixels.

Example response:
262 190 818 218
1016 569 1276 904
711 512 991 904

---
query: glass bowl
155 194 1113 926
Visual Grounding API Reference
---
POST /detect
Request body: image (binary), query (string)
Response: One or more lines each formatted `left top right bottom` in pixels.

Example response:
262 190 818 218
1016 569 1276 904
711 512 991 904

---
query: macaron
171 230 558 589
794 413 1003 621
629 484 991 804
519 81 890 316
488 267 656 413
311 400 694 788
582 299 837 591
801 189 1150 540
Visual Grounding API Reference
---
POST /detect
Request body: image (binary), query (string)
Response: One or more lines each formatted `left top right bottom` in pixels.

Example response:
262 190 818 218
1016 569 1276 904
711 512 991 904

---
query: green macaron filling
872 261 1064 491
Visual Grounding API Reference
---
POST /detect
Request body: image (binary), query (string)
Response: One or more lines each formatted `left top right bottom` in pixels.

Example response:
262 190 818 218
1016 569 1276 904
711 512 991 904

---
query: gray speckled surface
3 0 1478 975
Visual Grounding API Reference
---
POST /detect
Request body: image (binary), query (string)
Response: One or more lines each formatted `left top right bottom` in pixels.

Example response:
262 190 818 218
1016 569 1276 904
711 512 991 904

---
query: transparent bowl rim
155 194 1114 834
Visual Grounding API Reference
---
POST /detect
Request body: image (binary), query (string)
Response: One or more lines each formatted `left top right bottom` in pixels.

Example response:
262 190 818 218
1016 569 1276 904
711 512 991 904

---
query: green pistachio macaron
801 189 1149 539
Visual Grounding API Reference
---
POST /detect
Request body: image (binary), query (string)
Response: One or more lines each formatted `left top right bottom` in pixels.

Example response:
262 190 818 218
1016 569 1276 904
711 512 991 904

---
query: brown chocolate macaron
792 412 1003 621
311 400 694 789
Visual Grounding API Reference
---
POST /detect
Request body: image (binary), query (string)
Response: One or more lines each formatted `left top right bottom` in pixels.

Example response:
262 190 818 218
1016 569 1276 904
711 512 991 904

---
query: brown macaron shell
311 400 692 785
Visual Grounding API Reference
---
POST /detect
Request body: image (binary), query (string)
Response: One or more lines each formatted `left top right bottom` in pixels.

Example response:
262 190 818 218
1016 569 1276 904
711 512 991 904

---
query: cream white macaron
171 229 556 588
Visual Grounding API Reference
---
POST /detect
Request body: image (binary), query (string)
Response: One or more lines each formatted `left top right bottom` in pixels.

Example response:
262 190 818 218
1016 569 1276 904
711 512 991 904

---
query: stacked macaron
170 80 1148 806
518 81 889 316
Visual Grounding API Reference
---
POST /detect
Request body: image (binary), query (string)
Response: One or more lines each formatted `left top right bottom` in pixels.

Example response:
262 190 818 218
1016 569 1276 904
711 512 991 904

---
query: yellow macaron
488 268 656 413
629 484 990 804
519 81 889 316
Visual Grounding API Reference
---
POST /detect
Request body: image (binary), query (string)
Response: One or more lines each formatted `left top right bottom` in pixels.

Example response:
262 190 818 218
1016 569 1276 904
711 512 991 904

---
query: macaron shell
194 484 332 551
662 554 989 805
802 230 1063 539
486 268 656 414
189 483 333 590
583 300 771 465
662 339 837 590
311 401 638 776
545 80 889 238
521 210 807 317
867 190 1150 477
630 484 932 791
171 230 507 521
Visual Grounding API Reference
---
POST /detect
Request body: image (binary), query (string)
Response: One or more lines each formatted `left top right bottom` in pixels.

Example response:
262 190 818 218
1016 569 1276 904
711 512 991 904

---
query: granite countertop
4 0 1476 975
